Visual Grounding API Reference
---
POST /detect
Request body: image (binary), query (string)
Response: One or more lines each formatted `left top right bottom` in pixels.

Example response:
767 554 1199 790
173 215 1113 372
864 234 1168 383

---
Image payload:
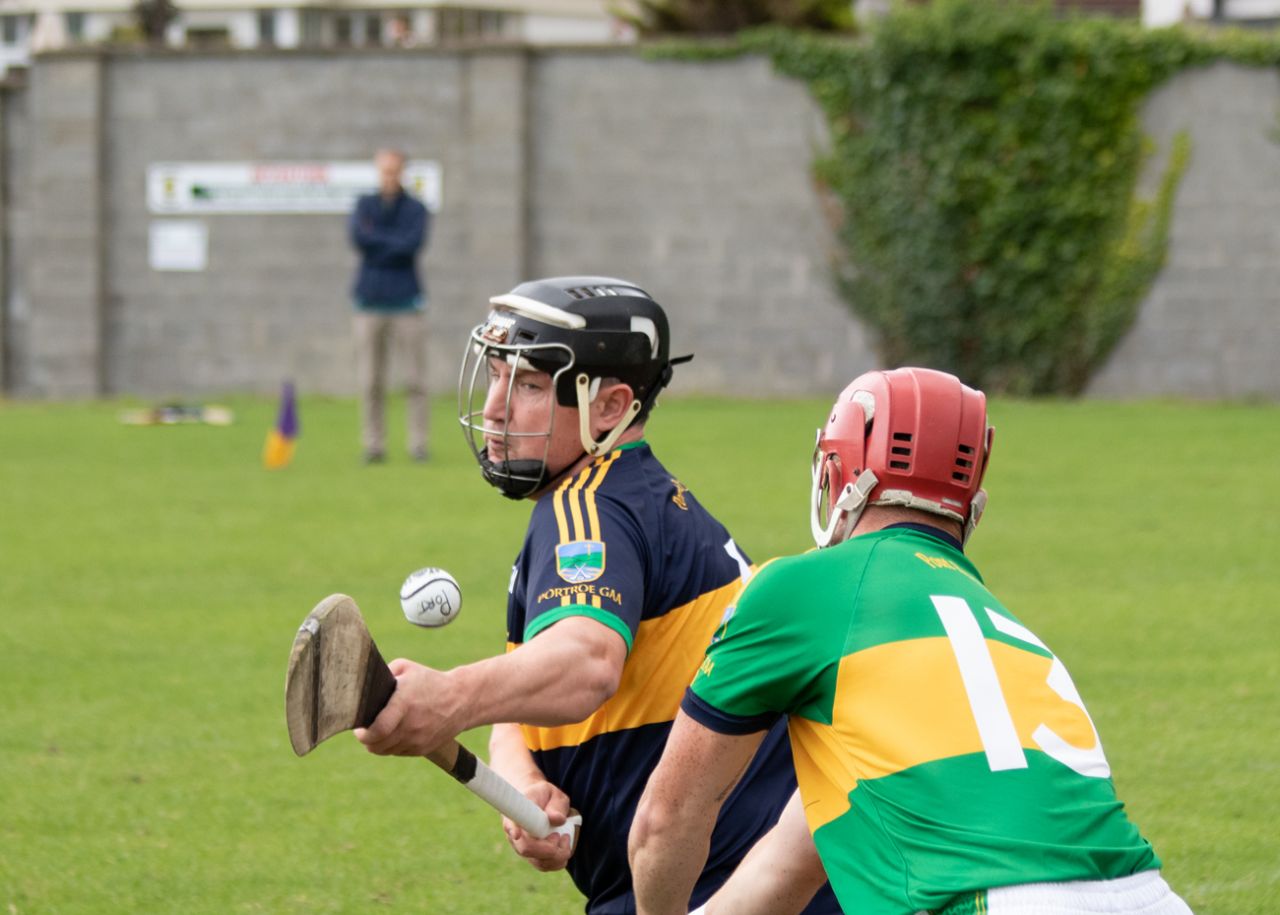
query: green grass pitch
1 393 1276 913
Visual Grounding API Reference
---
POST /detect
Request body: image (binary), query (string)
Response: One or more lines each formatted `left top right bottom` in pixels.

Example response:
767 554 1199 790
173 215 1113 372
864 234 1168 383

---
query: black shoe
363 450 386 465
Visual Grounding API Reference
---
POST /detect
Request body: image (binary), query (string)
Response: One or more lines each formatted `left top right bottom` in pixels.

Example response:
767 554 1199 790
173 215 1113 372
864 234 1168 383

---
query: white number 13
931 595 1111 779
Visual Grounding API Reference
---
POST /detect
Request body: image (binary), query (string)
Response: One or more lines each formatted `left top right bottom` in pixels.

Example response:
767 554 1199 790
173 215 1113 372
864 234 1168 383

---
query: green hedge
653 2 1280 394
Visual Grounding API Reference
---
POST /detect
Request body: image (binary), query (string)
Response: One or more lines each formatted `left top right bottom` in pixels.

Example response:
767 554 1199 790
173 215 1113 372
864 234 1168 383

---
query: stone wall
1 47 1276 401
1086 62 1280 400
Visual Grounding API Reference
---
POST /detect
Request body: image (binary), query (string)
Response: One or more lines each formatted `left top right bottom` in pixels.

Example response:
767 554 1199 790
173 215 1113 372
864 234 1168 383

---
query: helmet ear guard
965 488 988 545
575 372 643 457
810 450 880 549
810 423 881 548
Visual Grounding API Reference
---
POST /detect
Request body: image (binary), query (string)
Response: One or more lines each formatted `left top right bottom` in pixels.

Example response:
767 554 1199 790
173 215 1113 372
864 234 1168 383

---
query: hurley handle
427 742 561 839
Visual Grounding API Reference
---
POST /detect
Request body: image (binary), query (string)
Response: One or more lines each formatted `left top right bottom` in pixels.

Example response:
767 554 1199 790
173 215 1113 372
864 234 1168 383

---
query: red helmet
810 367 994 547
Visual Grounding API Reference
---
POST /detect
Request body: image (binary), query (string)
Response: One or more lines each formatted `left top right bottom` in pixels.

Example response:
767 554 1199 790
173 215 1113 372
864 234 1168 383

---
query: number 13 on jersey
931 595 1111 779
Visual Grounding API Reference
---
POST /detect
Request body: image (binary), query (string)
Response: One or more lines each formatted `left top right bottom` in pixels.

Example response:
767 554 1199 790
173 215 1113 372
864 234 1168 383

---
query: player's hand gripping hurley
284 593 578 841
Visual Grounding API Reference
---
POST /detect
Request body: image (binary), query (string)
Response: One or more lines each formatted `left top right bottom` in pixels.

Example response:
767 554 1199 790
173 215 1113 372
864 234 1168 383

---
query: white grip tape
553 813 583 844
466 757 553 838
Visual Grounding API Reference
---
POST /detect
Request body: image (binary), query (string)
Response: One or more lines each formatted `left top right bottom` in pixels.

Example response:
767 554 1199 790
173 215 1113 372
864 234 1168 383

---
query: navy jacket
348 189 429 308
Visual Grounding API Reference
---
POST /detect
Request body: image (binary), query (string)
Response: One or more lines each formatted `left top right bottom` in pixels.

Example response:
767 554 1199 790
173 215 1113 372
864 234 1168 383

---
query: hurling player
631 367 1193 915
358 277 839 914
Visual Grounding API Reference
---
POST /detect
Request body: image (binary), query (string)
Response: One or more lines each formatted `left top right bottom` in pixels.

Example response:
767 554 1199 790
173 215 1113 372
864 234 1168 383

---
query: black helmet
483 276 680 415
458 276 691 498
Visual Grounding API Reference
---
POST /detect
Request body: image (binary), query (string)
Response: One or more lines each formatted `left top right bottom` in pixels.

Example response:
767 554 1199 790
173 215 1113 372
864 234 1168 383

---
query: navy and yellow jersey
687 524 1159 915
506 442 837 914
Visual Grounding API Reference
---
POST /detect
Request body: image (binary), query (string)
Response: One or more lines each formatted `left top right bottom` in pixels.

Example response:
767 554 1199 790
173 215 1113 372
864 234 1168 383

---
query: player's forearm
488 722 544 789
702 791 825 915
449 654 609 729
704 859 823 915
630 806 713 915
632 714 770 915
448 618 624 732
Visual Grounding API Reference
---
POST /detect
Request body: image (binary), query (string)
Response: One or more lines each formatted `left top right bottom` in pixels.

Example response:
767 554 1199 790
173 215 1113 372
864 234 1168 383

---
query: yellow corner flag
263 381 299 469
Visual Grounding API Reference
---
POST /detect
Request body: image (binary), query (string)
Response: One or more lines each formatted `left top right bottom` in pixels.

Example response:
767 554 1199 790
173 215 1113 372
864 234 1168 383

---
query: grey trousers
353 309 429 455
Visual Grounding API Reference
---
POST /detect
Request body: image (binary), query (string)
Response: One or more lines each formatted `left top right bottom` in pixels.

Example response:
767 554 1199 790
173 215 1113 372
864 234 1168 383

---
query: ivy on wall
653 1 1280 394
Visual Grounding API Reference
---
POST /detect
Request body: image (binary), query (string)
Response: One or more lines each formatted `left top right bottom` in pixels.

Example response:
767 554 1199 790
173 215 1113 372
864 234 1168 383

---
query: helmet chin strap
575 373 642 457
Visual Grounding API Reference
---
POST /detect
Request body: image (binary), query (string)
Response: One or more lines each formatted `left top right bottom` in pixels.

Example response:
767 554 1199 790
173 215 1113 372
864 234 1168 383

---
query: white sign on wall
149 220 209 271
146 161 443 215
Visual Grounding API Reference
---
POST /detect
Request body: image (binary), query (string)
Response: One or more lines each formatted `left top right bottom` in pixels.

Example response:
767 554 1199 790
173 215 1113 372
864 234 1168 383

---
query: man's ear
592 382 636 432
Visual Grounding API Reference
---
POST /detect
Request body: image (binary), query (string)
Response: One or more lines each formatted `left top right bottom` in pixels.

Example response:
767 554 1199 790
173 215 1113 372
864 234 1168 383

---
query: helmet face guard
810 367 993 548
458 330 577 500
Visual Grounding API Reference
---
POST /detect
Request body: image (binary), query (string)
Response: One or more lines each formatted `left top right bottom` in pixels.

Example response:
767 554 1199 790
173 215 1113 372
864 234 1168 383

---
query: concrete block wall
22 55 105 397
525 52 873 396
2 47 876 401
0 79 19 390
2 48 1278 401
99 51 485 398
1087 62 1280 400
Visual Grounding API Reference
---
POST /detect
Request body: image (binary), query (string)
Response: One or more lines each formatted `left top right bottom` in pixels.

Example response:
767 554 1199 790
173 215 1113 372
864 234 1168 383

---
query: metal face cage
457 326 577 500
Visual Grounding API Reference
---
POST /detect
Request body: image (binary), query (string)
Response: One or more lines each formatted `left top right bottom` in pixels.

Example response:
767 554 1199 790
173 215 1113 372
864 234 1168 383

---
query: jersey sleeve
685 557 822 731
519 488 646 652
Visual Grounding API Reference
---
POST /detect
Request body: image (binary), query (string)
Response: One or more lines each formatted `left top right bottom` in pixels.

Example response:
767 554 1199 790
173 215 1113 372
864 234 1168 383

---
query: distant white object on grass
399 568 462 628
118 403 233 426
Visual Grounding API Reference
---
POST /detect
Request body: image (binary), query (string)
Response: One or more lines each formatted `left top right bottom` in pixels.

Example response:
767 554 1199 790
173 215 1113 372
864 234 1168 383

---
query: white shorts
932 870 1193 914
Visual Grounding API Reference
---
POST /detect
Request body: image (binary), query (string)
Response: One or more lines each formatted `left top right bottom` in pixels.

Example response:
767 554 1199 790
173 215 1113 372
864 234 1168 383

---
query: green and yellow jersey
685 524 1159 915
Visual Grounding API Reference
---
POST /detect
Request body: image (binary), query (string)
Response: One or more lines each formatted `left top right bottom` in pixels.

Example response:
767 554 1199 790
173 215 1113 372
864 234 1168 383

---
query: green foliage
737 3 1280 394
1082 130 1190 386
616 0 855 37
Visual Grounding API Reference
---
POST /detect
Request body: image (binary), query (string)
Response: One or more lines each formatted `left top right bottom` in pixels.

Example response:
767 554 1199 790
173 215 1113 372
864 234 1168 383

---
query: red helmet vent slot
953 442 977 482
890 431 913 470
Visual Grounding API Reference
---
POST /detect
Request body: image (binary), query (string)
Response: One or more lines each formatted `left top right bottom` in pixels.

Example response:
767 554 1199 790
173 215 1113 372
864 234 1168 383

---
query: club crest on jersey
555 540 606 583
